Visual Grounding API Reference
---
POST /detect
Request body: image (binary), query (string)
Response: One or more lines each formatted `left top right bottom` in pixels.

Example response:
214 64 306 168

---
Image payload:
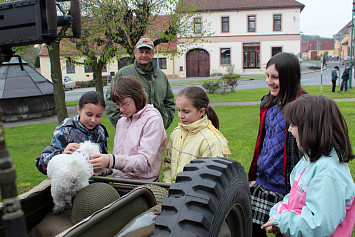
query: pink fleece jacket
106 104 167 181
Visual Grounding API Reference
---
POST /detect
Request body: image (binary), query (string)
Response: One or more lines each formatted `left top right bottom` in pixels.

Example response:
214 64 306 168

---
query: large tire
153 157 252 237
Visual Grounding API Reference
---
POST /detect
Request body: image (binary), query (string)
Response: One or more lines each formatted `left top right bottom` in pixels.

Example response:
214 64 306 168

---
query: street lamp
349 0 355 89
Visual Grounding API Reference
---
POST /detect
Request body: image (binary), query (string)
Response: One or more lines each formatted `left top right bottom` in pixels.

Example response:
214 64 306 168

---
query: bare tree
64 0 211 94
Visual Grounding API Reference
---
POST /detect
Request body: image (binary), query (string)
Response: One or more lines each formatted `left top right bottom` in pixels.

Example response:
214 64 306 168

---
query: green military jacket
105 60 175 129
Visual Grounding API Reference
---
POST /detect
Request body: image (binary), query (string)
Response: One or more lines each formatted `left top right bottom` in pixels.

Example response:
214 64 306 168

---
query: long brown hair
264 52 304 108
177 86 219 129
283 95 354 163
110 76 147 111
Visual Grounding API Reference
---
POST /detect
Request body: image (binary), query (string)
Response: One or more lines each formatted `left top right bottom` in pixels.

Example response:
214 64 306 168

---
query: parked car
63 76 75 90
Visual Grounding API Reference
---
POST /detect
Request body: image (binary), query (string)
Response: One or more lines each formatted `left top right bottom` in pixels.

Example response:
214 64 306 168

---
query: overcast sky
297 0 353 38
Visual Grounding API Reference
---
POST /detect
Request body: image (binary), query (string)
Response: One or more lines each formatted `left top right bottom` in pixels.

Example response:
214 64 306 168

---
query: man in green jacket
105 38 175 129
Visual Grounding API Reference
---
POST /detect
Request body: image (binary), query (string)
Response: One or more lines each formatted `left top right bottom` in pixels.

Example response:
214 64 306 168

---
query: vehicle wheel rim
218 203 246 237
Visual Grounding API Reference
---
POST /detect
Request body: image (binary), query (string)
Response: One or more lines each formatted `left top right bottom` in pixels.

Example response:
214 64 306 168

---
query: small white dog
47 141 101 214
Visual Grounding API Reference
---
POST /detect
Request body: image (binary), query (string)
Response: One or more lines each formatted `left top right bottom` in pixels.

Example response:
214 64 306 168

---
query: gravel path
4 98 355 128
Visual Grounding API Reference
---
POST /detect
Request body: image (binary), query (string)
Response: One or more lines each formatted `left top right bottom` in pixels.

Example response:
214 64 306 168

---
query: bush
75 81 96 88
220 74 239 92
308 66 321 70
220 74 240 80
202 81 220 94
75 80 108 88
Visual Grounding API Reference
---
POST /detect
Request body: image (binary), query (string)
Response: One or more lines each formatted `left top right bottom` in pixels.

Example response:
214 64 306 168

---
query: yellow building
39 45 178 84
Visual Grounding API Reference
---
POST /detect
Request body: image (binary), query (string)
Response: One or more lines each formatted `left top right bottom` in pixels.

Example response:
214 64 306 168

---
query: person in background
262 95 355 236
36 91 108 175
90 76 167 182
338 62 350 93
162 86 230 183
331 66 339 92
248 52 307 237
322 55 327 67
105 37 175 129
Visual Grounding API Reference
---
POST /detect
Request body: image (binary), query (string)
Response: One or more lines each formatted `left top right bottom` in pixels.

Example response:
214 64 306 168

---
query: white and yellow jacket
163 115 231 183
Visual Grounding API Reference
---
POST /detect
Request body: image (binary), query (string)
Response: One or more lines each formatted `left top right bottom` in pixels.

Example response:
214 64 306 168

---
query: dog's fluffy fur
47 141 101 214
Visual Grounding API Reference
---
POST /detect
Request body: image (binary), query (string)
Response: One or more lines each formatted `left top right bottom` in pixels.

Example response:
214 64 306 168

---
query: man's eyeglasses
116 98 133 109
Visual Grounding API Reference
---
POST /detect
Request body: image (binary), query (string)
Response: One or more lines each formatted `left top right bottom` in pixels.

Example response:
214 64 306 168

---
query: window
84 61 93 73
102 64 107 72
222 17 229 32
66 60 75 74
194 18 202 34
248 15 256 32
153 58 167 69
273 14 281 31
220 48 231 65
272 47 282 56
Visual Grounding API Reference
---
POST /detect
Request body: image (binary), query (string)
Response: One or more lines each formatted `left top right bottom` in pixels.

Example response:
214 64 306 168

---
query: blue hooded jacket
36 115 108 175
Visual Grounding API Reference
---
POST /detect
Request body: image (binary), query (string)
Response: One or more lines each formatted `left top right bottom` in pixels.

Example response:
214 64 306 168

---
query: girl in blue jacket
36 91 108 175
262 95 355 236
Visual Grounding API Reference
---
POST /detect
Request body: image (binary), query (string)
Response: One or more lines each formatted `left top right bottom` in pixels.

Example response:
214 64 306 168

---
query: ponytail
206 105 219 129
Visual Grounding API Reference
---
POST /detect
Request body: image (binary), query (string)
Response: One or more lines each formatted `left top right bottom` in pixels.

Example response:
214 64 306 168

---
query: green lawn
5 85 355 193
4 84 355 236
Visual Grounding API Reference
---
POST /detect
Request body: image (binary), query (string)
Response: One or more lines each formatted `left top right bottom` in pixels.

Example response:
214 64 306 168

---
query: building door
186 49 210 77
311 51 317 60
243 43 260 69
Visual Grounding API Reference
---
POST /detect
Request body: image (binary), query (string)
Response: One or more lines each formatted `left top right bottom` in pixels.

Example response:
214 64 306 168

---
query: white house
177 0 305 77
39 46 177 83
39 0 304 81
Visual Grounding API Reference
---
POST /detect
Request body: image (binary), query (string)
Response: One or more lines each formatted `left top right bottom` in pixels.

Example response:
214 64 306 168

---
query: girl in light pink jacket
89 76 167 182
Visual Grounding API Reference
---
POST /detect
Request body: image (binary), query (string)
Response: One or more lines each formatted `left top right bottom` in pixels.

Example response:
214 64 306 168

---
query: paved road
65 60 349 101
4 60 354 127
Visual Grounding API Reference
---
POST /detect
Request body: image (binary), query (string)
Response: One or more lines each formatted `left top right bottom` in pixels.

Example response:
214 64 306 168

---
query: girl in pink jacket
89 76 167 182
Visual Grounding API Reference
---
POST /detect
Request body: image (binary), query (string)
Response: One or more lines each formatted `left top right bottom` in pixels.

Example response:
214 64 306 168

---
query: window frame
273 14 282 31
247 15 256 32
220 48 231 65
271 47 283 57
221 16 230 33
84 61 93 73
194 17 202 34
66 60 75 74
152 58 167 69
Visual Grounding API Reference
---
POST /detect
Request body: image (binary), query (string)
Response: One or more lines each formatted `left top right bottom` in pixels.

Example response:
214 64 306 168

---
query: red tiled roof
304 39 334 51
39 15 177 56
189 0 304 12
39 39 80 56
336 19 354 35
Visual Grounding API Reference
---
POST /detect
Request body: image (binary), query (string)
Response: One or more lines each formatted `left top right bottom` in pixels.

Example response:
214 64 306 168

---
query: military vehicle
0 1 252 236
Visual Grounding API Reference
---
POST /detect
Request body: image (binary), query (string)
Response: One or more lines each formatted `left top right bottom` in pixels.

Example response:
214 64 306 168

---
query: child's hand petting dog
89 154 110 172
63 142 80 154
